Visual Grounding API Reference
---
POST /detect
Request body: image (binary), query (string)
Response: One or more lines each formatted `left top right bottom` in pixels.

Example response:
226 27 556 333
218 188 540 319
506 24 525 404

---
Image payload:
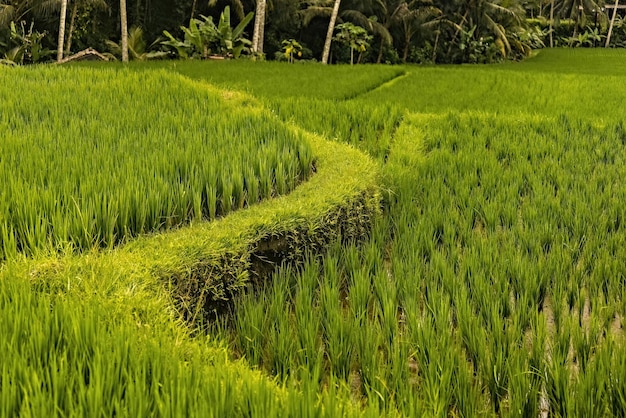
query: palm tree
120 0 128 62
368 0 408 63
395 1 442 62
323 0 340 63
606 0 620 47
106 26 168 60
1 0 59 26
64 0 108 55
554 0 603 43
252 0 267 53
549 0 554 47
56 0 67 61
328 0 391 63
444 0 526 58
304 0 389 64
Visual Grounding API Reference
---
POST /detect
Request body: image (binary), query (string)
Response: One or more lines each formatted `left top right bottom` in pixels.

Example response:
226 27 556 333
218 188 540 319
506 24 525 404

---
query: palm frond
209 0 245 19
0 4 16 26
301 6 332 26
486 14 511 52
34 0 61 16
485 1 523 24
341 9 392 44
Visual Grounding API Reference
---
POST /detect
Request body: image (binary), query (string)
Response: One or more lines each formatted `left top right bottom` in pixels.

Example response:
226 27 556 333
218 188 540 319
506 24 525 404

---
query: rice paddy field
4 48 626 416
0 68 313 260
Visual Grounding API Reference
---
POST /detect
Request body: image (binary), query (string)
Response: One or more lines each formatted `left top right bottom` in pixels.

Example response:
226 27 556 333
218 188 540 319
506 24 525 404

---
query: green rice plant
129 59 405 101
219 95 626 416
8 49 626 417
0 66 313 260
293 261 323 373
0 271 296 417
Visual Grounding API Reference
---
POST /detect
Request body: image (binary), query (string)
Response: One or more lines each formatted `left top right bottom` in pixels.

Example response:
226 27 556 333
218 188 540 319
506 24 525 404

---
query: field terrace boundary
2 87 381 323
342 69 409 101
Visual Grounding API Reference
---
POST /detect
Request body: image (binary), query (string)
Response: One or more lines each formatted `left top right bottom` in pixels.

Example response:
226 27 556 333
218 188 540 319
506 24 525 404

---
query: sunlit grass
0 66 313 260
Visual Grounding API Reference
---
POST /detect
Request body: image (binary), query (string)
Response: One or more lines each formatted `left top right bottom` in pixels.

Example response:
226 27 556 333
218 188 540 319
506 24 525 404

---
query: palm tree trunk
403 31 410 63
376 36 384 63
432 25 440 63
549 0 554 48
120 0 128 62
57 0 68 62
322 0 341 64
258 0 265 53
606 0 620 47
252 0 266 54
65 1 78 55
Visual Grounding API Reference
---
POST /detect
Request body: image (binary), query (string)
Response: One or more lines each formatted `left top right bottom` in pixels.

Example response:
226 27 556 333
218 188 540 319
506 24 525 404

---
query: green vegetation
221 111 626 415
4 0 623 67
1 61 380 415
207 49 626 416
127 59 405 100
0 270 292 417
0 66 312 260
5 49 626 416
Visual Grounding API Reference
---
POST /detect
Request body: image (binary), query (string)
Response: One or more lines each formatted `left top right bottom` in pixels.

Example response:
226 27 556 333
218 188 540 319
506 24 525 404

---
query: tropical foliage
1 0 624 65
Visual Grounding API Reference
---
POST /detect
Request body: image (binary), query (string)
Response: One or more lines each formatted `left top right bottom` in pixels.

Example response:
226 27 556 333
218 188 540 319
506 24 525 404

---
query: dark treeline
1 0 625 65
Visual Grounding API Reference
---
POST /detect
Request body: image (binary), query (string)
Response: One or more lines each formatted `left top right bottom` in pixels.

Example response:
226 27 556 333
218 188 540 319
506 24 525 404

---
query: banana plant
161 6 253 59
216 6 254 58
162 15 219 59
3 21 52 65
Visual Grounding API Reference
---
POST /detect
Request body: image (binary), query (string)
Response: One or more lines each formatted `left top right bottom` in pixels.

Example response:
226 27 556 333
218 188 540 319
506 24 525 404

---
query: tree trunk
432 26 440 63
376 36 384 63
322 0 341 64
252 0 266 54
606 0 620 47
57 0 68 62
258 0 265 53
549 0 554 48
570 20 578 47
65 1 78 55
403 32 410 63
190 0 197 21
120 0 128 62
